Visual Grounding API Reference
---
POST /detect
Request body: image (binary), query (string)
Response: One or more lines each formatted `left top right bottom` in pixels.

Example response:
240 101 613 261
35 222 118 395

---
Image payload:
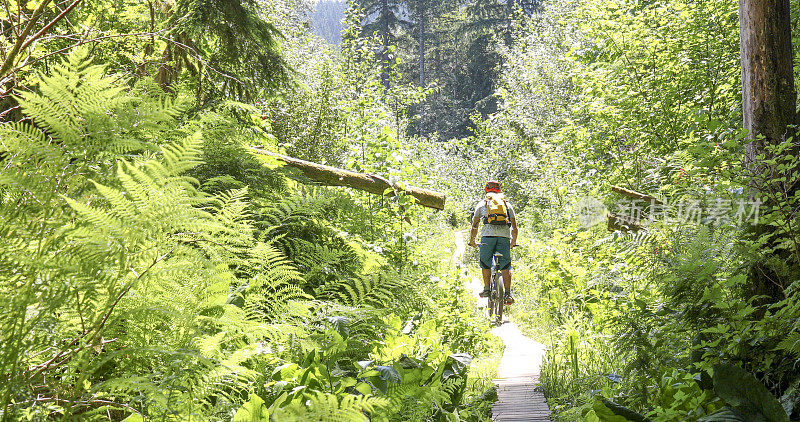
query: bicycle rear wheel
497 274 506 325
487 270 498 320
494 273 504 325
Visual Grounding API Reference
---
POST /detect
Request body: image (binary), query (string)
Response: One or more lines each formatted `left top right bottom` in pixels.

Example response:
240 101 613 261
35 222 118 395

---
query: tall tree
739 0 798 295
406 0 460 87
417 2 427 86
406 0 438 86
740 0 797 163
358 0 406 89
465 0 538 46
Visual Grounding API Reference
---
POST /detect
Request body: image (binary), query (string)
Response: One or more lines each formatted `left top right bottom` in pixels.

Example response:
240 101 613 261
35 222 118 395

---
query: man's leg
501 268 514 304
495 237 514 303
478 236 495 297
501 269 512 290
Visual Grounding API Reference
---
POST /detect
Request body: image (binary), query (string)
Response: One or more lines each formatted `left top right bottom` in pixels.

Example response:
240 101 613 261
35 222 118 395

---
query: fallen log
610 185 663 205
607 213 645 232
249 147 446 210
608 186 653 231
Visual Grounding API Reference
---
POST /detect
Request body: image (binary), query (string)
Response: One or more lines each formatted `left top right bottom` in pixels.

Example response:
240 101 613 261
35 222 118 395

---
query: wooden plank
491 322 551 421
460 236 551 421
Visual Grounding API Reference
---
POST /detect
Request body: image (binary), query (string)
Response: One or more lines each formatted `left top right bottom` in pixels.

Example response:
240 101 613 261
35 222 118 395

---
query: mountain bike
487 251 504 326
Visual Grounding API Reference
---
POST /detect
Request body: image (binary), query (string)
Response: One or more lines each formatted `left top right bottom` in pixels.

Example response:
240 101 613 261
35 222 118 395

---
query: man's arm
509 203 518 248
510 216 518 248
468 214 480 248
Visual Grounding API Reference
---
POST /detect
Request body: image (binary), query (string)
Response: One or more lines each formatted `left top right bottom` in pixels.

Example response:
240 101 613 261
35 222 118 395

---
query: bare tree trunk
381 0 390 90
435 31 441 81
740 0 796 166
739 0 798 298
418 11 425 86
417 8 426 136
249 148 446 210
610 185 663 205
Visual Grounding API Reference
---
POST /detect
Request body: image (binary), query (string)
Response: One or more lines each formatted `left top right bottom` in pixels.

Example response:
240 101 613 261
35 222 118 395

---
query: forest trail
491 323 550 421
452 231 551 421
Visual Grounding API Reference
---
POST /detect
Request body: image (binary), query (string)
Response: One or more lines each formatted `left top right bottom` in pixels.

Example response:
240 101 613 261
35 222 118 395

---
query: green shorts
479 236 511 270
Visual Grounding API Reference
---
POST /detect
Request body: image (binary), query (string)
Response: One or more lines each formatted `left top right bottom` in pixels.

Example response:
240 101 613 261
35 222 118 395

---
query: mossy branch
249 147 446 210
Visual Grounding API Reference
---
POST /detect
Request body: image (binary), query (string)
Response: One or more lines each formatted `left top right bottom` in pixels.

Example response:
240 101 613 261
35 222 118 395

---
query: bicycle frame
487 252 504 325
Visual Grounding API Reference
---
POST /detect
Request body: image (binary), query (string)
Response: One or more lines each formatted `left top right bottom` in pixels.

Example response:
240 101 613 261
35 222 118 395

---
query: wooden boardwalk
452 231 551 421
491 322 550 421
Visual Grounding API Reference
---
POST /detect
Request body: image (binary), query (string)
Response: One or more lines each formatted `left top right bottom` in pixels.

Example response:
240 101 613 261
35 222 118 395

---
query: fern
383 384 449 422
241 243 311 322
0 50 320 419
0 47 475 421
22 47 128 148
315 273 414 310
63 135 210 259
272 392 389 421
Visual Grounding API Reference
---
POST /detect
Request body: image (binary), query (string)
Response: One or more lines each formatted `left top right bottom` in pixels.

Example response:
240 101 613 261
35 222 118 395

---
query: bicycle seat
493 252 503 258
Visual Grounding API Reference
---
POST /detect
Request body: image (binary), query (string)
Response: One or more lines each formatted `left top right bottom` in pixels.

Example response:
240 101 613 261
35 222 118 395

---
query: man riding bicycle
468 180 518 305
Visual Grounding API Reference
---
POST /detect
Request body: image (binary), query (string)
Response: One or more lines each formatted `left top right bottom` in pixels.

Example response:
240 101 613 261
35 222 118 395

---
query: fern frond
20 47 128 148
153 132 205 179
316 273 414 310
272 392 389 421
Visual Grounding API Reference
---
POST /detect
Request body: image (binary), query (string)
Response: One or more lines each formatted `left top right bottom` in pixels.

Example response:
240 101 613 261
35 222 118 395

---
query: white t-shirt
473 199 515 238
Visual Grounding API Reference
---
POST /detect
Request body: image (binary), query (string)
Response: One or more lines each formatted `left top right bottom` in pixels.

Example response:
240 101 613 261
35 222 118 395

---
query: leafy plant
700 364 789 422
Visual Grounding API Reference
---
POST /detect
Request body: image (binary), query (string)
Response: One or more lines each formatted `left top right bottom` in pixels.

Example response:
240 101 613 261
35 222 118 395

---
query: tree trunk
249 148 446 210
740 0 796 166
381 0 390 90
739 0 798 298
417 8 426 136
418 11 425 86
435 31 441 81
610 185 663 205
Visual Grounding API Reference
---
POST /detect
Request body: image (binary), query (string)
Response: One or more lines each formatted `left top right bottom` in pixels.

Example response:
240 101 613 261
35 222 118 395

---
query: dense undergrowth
434 0 800 420
0 45 498 422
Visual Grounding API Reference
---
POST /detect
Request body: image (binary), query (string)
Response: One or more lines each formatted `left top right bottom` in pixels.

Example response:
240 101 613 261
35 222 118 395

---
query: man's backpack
484 193 511 226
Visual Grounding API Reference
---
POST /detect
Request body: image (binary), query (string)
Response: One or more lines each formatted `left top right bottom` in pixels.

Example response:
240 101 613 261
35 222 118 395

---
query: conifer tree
357 0 407 89
161 0 292 100
406 0 458 87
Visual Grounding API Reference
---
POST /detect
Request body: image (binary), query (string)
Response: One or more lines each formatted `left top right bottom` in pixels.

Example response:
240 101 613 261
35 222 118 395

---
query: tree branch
0 0 53 79
249 147 446 210
18 0 82 52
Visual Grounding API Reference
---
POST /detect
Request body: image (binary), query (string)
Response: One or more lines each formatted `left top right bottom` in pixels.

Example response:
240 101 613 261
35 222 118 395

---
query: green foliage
703 364 788 422
272 392 389 421
442 0 800 420
1 37 494 419
589 399 649 422
0 50 205 419
336 0 536 138
234 394 270 421
168 0 291 96
189 102 289 197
